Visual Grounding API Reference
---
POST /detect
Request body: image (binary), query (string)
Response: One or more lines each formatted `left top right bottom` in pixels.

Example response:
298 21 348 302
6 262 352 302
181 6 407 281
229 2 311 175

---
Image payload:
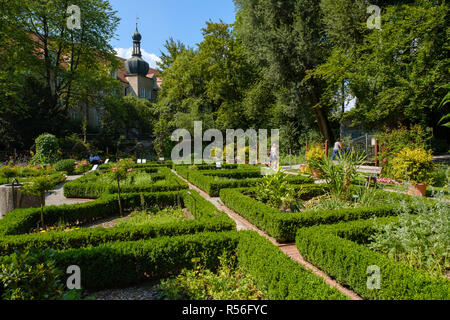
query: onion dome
124 25 149 76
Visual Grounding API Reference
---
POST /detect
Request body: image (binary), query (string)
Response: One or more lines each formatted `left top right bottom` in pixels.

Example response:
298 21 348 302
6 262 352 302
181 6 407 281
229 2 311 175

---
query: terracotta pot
408 184 427 197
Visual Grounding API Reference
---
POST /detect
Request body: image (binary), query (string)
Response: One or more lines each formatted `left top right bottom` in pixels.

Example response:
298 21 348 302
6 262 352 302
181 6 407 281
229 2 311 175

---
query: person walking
269 143 279 170
332 139 343 160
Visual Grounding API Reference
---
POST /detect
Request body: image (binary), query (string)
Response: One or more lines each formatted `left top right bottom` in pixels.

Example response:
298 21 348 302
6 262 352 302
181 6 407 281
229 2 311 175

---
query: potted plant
391 147 434 196
306 145 325 178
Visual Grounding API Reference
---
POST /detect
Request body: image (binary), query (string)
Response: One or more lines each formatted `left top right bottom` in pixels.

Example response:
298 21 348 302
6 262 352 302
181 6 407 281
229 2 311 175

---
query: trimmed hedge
236 231 346 300
296 219 450 300
220 186 429 243
0 190 235 241
98 162 173 171
175 166 314 197
63 167 188 199
10 230 346 299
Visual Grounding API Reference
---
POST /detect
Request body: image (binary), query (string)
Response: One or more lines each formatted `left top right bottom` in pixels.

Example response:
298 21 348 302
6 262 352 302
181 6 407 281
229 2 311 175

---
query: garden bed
295 217 450 300
0 190 235 254
2 231 346 300
174 165 313 197
63 167 188 199
220 185 434 243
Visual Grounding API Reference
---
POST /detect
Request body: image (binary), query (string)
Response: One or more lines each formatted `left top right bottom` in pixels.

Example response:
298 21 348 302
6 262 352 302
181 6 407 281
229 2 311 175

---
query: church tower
124 25 155 100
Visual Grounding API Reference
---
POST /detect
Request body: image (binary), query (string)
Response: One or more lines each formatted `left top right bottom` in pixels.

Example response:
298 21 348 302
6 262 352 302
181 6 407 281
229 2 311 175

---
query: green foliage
220 186 426 242
74 160 92 175
175 166 312 197
306 144 325 170
376 125 432 177
59 134 90 159
22 174 65 226
32 133 60 164
115 206 187 228
63 168 187 199
438 83 450 128
391 147 435 185
369 199 450 276
0 166 19 183
4 230 343 299
0 190 235 253
159 253 265 300
0 249 64 300
52 232 241 290
431 164 449 188
254 169 303 212
330 2 449 130
296 218 450 300
313 150 367 199
54 159 76 174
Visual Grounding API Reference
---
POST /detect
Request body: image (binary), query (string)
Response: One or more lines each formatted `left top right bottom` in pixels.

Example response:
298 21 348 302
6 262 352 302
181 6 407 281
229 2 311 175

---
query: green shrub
254 169 302 212
0 166 19 183
32 231 346 299
52 232 241 290
391 147 435 185
159 253 265 300
175 166 313 197
376 125 432 177
63 168 187 199
0 190 235 253
220 186 432 242
369 199 449 276
431 164 449 188
296 219 450 300
0 249 64 300
32 133 60 164
55 159 76 174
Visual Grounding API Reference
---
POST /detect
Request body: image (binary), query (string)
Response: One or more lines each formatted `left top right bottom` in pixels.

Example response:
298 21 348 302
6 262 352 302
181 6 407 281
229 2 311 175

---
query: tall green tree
317 0 449 132
234 0 334 142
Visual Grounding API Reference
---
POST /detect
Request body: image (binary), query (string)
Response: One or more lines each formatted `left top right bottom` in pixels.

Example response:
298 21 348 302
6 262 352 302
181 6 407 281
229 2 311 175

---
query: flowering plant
391 147 435 185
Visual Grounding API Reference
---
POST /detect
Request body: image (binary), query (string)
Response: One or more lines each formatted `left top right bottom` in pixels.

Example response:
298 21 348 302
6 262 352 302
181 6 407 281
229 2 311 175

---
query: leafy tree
110 159 133 216
23 175 56 227
157 37 188 72
438 84 450 128
0 0 120 149
234 0 334 142
320 1 449 131
32 133 60 164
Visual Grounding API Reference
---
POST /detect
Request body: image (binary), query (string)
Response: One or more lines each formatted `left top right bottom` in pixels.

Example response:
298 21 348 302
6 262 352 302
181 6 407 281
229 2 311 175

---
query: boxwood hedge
220 186 430 243
0 190 235 244
174 166 314 197
9 231 346 299
296 219 450 300
63 167 188 199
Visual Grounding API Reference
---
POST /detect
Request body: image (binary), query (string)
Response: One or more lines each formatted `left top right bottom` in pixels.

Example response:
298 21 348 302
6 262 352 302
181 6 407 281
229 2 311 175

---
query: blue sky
110 0 237 68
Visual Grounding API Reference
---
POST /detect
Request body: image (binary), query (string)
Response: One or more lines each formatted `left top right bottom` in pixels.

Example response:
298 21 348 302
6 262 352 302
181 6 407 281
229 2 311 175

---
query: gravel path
45 175 93 206
91 281 163 300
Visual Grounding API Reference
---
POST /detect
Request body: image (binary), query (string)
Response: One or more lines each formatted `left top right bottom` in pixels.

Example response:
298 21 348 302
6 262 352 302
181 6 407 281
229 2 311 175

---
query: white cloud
114 47 162 69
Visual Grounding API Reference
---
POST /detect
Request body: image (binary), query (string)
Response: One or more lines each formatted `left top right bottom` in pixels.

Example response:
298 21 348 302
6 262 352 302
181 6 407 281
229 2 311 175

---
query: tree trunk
117 178 123 217
40 193 45 227
311 90 334 143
